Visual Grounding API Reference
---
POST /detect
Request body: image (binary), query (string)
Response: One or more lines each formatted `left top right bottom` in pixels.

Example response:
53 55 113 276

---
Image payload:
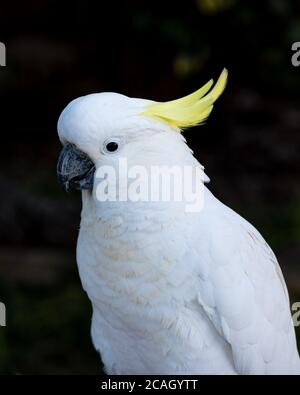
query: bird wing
195 204 300 374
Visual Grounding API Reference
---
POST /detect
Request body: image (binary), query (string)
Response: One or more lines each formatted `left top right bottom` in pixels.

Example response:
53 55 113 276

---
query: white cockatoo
57 69 300 375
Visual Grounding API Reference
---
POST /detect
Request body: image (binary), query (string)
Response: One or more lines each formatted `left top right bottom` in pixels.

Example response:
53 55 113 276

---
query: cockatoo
57 69 300 375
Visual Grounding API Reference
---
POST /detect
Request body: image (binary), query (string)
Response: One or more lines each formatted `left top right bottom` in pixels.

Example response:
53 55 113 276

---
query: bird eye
106 142 118 152
103 138 122 154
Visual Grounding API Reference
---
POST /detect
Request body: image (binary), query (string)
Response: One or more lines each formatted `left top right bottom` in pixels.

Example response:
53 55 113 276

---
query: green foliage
0 276 101 374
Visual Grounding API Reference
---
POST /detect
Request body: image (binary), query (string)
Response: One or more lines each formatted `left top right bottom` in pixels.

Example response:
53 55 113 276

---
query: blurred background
0 0 299 374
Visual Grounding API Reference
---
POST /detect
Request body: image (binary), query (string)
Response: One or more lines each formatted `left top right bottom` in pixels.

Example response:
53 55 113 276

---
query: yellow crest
142 68 228 130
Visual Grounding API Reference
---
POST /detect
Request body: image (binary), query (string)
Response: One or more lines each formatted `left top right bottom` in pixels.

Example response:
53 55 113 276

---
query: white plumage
57 85 300 374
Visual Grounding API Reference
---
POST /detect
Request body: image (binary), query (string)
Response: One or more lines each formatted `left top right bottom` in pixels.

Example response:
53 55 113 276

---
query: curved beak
57 143 95 192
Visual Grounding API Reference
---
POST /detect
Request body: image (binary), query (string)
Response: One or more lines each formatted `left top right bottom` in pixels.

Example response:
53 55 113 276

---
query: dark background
0 0 299 374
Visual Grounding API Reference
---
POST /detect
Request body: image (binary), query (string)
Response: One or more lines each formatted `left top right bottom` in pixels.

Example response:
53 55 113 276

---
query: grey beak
57 143 95 192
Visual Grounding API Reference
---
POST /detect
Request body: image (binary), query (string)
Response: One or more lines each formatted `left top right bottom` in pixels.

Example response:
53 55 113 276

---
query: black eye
105 141 119 152
103 137 123 154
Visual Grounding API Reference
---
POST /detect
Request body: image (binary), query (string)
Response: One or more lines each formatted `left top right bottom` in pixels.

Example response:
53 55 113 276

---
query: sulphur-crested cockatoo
57 69 300 374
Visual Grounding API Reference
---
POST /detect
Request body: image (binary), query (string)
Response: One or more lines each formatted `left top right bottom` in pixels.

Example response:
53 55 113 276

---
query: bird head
57 69 227 201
